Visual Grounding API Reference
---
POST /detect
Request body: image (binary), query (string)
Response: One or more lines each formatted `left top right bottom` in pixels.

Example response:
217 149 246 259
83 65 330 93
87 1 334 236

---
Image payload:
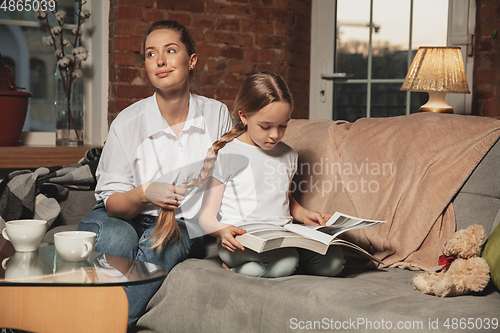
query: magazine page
285 213 385 245
326 212 385 228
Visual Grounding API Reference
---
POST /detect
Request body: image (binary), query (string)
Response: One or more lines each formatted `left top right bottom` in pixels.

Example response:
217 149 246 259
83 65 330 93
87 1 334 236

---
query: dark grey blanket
0 147 101 229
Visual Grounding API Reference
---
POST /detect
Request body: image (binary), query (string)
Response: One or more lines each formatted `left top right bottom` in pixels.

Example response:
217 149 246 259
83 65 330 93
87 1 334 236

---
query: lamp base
419 92 454 114
419 106 453 114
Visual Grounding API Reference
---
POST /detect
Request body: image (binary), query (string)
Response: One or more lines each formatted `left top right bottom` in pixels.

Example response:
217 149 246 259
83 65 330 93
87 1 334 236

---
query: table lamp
400 46 470 113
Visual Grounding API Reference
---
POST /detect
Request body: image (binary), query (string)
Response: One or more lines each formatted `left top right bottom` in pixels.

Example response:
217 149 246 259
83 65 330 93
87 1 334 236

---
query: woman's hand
218 225 246 253
142 182 189 210
302 210 332 226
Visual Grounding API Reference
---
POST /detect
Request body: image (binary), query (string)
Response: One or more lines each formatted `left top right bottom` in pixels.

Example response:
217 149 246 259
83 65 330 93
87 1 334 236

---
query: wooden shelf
0 146 93 169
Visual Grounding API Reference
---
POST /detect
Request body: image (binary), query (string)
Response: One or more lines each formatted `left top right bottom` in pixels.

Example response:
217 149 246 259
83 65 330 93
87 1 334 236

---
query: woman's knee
78 208 138 257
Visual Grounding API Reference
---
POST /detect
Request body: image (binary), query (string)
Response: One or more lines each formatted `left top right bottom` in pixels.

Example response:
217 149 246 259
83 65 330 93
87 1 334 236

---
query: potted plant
0 53 33 146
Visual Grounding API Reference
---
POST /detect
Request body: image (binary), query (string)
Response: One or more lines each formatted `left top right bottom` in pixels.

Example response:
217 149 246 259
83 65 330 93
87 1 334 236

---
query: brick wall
473 0 500 118
108 0 312 125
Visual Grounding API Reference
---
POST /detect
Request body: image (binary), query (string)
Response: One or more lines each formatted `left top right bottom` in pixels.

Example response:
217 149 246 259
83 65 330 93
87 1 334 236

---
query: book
235 212 385 264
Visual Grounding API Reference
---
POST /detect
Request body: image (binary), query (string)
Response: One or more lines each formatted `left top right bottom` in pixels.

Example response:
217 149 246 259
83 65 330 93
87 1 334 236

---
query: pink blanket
284 113 500 271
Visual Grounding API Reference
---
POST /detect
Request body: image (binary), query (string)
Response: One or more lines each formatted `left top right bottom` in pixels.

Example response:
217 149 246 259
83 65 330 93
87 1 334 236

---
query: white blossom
71 26 81 37
51 26 62 36
62 39 70 47
72 69 82 79
55 11 67 22
80 9 90 19
72 47 89 61
42 36 54 46
55 50 63 59
57 56 71 68
35 10 47 20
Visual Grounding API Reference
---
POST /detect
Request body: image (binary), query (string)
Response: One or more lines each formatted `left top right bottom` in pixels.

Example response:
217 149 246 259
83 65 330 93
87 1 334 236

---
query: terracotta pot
0 91 32 146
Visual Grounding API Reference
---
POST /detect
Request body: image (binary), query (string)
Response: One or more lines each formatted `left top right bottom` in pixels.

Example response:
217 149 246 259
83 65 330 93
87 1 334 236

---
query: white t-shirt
211 139 298 227
95 93 233 219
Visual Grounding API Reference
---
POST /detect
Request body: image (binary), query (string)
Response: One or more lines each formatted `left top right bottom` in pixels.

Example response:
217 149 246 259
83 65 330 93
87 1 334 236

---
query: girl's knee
262 248 299 278
299 246 345 277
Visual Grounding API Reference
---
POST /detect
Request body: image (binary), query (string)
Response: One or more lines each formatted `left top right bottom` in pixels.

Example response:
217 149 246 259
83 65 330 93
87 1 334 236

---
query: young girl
77 20 232 325
196 71 345 278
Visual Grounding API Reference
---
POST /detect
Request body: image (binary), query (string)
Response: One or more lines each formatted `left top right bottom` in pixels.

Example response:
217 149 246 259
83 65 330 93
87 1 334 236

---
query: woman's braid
150 121 246 251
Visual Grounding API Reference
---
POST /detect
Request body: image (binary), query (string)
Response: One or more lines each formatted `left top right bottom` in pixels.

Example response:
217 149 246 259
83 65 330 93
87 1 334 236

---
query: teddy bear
412 224 490 297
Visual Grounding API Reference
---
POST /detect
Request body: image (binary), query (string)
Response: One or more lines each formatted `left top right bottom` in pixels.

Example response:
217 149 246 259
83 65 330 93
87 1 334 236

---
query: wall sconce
400 46 470 113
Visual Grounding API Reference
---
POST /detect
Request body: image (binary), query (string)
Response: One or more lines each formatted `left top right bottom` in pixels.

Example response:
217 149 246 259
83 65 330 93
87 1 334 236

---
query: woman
77 20 232 326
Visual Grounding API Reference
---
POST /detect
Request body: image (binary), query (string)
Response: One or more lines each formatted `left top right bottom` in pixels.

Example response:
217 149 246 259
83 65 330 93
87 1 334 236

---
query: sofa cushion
482 223 500 291
135 257 500 333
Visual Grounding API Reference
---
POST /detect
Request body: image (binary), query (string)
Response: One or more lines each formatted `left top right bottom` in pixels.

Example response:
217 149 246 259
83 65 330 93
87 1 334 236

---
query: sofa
13 114 500 332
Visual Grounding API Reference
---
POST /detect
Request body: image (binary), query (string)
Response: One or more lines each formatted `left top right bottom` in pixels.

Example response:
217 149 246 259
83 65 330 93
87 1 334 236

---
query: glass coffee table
0 243 168 333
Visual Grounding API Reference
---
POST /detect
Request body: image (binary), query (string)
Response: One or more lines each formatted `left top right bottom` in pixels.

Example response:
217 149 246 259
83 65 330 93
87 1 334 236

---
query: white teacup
54 231 96 262
2 219 47 252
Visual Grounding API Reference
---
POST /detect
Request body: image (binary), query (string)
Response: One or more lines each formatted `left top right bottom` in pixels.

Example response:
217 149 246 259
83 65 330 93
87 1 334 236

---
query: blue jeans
77 202 193 326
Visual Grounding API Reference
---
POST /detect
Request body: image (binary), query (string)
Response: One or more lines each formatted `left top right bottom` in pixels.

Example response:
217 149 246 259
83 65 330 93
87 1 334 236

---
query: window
310 0 474 121
0 0 108 146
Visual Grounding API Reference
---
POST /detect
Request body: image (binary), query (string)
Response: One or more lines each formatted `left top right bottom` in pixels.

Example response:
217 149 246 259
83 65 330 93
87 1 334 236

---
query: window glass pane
3 0 78 24
412 0 448 49
0 0 80 132
410 92 429 114
372 0 410 79
370 83 406 118
333 83 366 122
336 0 370 79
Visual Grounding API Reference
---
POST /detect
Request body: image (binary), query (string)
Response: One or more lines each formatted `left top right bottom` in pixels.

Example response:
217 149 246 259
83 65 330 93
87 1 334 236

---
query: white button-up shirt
95 93 233 220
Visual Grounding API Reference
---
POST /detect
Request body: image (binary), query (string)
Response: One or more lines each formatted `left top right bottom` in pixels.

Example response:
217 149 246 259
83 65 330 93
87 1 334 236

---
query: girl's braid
150 121 246 251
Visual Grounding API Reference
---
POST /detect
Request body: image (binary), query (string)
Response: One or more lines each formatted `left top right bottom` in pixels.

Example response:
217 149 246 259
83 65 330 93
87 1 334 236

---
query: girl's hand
142 182 189 210
219 226 246 253
302 211 332 226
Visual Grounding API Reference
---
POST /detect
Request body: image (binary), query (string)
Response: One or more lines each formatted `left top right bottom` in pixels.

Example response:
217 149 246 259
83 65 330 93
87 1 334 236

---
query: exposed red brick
114 0 154 7
227 61 257 74
221 47 244 59
144 10 166 23
216 19 241 31
256 35 287 49
166 12 192 26
116 5 143 21
193 15 217 29
205 31 253 46
224 74 246 87
116 84 152 99
196 43 220 58
206 2 255 17
115 37 143 52
215 87 240 100
255 7 289 22
250 21 275 34
157 0 205 13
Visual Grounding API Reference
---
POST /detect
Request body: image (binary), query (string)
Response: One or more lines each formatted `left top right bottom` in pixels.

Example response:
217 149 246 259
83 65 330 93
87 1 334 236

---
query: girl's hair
150 71 294 251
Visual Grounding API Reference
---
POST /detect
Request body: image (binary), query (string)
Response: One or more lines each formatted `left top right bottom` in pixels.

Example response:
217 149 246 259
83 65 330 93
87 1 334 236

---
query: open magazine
235 212 385 264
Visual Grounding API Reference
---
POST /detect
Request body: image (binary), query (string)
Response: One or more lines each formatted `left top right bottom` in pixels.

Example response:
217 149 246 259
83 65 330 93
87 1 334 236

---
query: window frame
309 0 474 120
0 0 109 146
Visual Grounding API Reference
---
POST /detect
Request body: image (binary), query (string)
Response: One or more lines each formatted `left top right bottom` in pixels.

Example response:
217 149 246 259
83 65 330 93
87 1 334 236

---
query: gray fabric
453 192 500 236
452 138 500 236
136 258 500 333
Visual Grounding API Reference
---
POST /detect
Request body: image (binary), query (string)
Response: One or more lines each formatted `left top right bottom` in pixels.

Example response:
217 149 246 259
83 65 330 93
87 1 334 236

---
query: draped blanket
284 113 500 271
0 147 101 230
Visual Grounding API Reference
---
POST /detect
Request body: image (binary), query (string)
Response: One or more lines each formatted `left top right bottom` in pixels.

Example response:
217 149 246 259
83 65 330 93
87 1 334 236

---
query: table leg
0 286 128 333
